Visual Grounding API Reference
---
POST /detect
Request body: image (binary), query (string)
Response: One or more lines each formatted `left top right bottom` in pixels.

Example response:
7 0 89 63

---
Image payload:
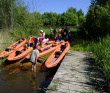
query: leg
33 65 36 72
32 65 34 71
31 62 35 71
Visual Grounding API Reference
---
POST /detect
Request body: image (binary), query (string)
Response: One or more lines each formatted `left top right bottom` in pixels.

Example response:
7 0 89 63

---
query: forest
0 0 110 92
0 0 85 39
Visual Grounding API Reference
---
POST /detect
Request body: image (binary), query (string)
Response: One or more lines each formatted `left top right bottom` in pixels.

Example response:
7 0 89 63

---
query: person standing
61 28 64 39
50 27 53 35
30 46 39 72
59 28 61 33
53 28 57 36
64 26 69 41
34 36 38 48
39 30 44 48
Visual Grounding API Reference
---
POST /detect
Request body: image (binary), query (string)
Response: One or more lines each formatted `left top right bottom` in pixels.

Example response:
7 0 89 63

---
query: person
33 36 38 48
39 30 44 48
61 28 64 39
59 28 61 33
50 27 53 35
30 46 39 72
29 36 37 48
64 26 69 41
53 28 57 36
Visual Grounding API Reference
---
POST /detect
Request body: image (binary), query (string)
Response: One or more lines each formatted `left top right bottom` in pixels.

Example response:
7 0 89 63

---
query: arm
39 34 44 39
39 36 44 39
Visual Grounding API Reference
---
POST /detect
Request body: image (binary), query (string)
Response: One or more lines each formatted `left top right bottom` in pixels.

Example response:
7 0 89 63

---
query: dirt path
47 50 107 93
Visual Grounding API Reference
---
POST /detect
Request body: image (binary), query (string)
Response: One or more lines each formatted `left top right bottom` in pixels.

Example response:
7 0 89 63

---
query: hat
40 30 43 32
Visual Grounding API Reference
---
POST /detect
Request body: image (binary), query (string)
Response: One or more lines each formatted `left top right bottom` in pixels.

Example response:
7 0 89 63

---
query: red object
29 37 35 42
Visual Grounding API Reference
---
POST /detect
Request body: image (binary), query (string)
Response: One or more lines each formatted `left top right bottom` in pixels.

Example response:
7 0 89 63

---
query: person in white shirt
30 46 39 72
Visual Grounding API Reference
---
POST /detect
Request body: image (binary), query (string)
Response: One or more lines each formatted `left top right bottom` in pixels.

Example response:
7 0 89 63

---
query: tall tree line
0 0 84 40
42 7 84 26
0 0 84 29
79 0 110 40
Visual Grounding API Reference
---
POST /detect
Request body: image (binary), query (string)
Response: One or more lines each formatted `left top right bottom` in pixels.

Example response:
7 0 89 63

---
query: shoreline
46 50 107 93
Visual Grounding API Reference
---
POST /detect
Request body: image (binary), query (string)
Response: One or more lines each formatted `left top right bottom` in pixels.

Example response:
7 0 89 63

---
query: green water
0 58 59 93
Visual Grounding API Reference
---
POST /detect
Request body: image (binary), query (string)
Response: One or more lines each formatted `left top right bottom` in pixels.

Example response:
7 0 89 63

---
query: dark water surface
0 58 60 93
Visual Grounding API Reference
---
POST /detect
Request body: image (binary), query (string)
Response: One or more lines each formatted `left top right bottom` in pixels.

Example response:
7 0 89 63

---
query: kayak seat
47 47 52 49
16 51 22 56
44 48 47 50
30 43 33 47
18 40 22 43
5 48 11 52
60 40 63 43
61 45 66 51
38 49 42 53
55 51 62 58
45 43 49 45
52 43 57 47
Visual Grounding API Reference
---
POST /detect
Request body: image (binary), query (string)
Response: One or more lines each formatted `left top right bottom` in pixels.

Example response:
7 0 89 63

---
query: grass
40 52 52 60
87 36 110 91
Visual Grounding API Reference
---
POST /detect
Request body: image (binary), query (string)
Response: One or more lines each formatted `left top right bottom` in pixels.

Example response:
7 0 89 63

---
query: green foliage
88 36 110 89
61 12 78 26
78 16 86 25
9 26 25 40
42 12 57 26
91 0 110 7
66 12 78 26
0 0 15 28
67 7 77 14
85 6 110 39
77 9 84 18
56 14 62 26
41 7 83 26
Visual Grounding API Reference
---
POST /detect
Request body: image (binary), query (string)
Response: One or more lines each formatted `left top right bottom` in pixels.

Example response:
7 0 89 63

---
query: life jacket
29 37 35 42
61 29 64 33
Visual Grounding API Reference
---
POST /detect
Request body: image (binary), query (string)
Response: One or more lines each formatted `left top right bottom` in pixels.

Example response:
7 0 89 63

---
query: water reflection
0 58 61 93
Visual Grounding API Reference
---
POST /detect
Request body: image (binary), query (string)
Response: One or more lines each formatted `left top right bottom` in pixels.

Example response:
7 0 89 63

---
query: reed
0 29 14 52
88 36 110 91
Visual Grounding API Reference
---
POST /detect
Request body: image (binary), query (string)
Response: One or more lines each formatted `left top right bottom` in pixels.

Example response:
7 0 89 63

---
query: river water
0 58 60 93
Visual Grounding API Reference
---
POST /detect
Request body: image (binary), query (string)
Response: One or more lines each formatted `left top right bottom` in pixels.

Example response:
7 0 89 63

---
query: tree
85 6 110 39
56 14 62 26
61 12 78 26
91 0 110 7
42 12 50 26
66 12 78 26
67 7 77 14
61 12 67 26
77 9 84 18
0 0 15 28
78 16 86 26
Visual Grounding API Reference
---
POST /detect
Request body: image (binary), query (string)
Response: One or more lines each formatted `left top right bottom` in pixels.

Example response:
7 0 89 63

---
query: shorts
31 62 36 65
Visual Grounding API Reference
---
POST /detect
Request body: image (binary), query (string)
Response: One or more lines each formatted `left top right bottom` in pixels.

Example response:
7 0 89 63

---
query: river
0 58 60 93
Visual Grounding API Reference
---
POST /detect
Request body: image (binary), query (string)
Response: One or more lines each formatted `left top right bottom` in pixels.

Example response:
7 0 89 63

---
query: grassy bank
72 35 110 91
88 36 110 91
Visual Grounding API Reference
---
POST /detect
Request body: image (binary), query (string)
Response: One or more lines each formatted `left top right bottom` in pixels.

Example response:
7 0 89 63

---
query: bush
85 6 110 39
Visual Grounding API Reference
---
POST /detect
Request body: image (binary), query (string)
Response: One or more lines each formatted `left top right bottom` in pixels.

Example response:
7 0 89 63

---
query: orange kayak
25 40 63 59
45 41 70 68
0 38 26 58
7 40 54 61
7 42 34 61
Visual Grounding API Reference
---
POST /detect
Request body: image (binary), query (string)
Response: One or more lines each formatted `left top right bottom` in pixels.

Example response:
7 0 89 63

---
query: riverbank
46 50 107 93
